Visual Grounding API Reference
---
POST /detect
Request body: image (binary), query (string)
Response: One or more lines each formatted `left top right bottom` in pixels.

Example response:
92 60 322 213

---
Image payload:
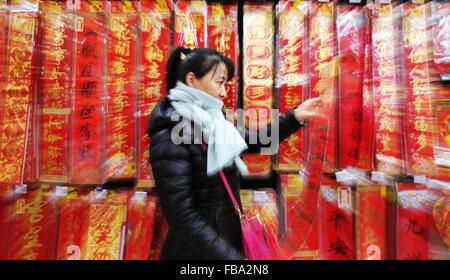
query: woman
148 47 322 260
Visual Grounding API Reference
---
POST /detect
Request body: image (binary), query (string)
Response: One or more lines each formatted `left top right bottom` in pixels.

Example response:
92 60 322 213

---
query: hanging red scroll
124 193 157 260
279 174 319 260
56 188 90 260
402 2 436 177
207 1 238 110
0 184 13 260
357 4 375 172
396 181 430 260
355 181 396 260
308 0 338 174
104 0 138 181
70 0 106 184
137 0 171 189
173 0 206 49
275 0 308 172
371 3 405 176
0 6 38 184
84 190 128 260
242 1 274 176
39 0 72 183
337 3 365 169
8 185 59 260
318 177 355 260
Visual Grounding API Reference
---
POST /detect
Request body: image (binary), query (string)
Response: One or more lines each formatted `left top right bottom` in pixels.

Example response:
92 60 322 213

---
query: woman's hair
166 47 235 91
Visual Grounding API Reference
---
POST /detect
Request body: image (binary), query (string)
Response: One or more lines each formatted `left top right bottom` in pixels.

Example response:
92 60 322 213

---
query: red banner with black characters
371 3 404 176
8 185 59 260
242 2 274 176
104 0 138 180
70 1 105 184
207 1 238 110
396 182 430 260
0 10 37 184
138 0 171 189
319 177 355 260
275 0 308 172
173 0 206 49
308 0 338 174
357 4 375 172
337 3 365 169
39 1 72 183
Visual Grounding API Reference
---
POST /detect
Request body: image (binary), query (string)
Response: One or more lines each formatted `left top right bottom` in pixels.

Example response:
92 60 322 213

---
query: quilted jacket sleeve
237 108 304 154
150 127 245 260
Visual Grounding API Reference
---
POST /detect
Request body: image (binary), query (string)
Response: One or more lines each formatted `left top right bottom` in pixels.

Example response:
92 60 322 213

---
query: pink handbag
218 170 273 260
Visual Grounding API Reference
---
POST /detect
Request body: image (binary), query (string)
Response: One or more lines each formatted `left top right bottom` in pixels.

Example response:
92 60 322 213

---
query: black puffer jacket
148 97 303 260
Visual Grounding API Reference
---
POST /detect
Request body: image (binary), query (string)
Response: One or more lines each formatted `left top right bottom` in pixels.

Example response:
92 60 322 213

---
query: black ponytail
166 47 192 91
166 47 235 92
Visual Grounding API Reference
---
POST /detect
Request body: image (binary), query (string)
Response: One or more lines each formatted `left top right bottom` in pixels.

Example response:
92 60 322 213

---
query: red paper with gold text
56 189 90 260
372 4 404 176
0 11 37 184
39 2 72 183
308 1 338 173
138 0 171 189
0 184 13 260
207 2 238 110
275 0 307 172
173 0 206 49
124 194 157 260
402 3 436 177
8 185 59 260
104 1 138 180
242 2 274 176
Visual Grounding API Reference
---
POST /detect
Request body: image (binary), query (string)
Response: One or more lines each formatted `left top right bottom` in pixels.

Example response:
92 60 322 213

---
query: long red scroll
275 0 308 172
337 3 365 169
242 2 274 176
104 0 138 181
137 0 171 189
39 0 72 183
372 3 404 176
207 1 238 110
0 7 38 184
70 0 105 184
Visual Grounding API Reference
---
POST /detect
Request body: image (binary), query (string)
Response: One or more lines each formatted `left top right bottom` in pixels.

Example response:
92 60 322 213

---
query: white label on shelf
379 0 391 4
95 189 107 199
55 186 68 197
413 175 427 184
434 146 450 168
74 16 84 32
371 171 385 182
336 170 353 183
349 0 362 3
134 191 147 202
254 191 268 203
318 0 330 3
338 187 352 210
14 184 27 194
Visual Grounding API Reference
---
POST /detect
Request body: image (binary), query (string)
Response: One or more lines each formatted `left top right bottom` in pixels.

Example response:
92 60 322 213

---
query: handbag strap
218 170 243 219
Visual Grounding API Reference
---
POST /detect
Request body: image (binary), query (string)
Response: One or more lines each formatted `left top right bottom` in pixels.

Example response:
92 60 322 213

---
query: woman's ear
185 72 196 87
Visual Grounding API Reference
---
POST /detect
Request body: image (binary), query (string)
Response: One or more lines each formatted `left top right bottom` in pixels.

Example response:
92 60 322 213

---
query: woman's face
186 62 228 101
